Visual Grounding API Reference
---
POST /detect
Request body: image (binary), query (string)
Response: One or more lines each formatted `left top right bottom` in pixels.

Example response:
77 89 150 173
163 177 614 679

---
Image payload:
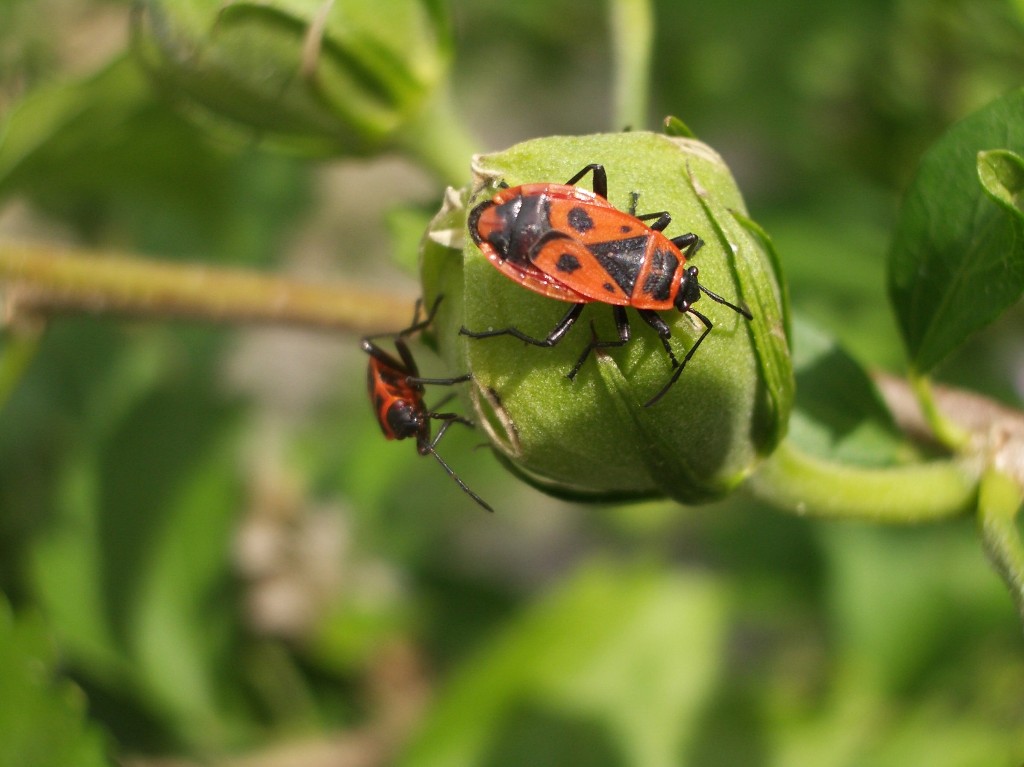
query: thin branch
874 371 1024 490
0 241 416 334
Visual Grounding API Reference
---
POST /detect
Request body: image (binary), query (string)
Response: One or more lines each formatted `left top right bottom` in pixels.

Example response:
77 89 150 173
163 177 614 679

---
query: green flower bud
422 132 793 504
132 0 451 155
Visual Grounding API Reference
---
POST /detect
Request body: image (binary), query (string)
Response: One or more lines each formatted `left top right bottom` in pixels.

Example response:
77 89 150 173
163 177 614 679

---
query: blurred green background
1 0 1024 765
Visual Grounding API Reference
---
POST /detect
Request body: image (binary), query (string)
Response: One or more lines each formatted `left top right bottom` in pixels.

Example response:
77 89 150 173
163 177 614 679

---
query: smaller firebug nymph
363 296 492 512
460 164 752 406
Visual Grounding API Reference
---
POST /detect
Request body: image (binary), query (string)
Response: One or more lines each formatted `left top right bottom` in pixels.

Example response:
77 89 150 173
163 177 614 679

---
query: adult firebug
460 164 752 406
362 296 492 512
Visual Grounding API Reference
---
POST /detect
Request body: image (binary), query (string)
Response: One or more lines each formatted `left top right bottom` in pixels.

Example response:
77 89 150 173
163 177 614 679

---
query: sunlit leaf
888 89 1024 374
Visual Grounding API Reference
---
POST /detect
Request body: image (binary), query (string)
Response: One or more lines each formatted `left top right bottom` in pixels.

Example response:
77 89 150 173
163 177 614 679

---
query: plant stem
977 468 1024 626
395 88 480 188
0 241 414 333
747 438 978 523
909 371 971 450
609 0 653 131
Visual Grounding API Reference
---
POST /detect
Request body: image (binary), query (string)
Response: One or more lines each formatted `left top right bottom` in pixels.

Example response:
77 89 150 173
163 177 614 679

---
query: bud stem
748 439 978 523
977 468 1024 627
395 89 480 188
909 371 971 450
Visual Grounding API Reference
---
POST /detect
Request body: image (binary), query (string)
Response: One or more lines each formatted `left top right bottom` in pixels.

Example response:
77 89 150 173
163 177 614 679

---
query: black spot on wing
567 206 594 233
556 253 582 273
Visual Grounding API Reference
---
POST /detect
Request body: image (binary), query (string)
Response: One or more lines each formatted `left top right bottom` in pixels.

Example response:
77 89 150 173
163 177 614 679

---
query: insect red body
461 164 752 406
363 297 492 512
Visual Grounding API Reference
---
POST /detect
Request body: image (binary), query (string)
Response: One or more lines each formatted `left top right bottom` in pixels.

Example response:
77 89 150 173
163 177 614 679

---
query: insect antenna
424 418 494 512
698 285 753 320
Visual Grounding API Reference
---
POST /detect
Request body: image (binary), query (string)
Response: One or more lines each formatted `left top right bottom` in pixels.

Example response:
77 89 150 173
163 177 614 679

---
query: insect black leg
426 410 476 431
627 191 673 230
400 293 444 337
564 164 608 198
567 305 631 380
407 372 473 387
459 302 586 348
636 210 673 231
362 295 442 348
362 294 455 378
360 338 411 377
420 416 494 512
670 233 703 258
636 309 680 368
644 308 715 407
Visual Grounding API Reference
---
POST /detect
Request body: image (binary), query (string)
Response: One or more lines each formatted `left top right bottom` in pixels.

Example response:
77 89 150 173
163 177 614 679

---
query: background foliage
2 0 1024 765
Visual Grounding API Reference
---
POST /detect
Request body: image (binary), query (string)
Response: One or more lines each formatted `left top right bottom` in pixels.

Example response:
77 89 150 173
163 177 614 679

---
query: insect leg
670 233 703 258
564 164 608 198
360 338 408 373
626 191 672 230
636 309 680 368
567 305 631 380
459 302 586 348
643 308 715 407
407 372 473 386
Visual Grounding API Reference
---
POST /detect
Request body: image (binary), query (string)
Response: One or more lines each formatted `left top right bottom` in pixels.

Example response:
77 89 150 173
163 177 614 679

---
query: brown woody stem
0 241 415 334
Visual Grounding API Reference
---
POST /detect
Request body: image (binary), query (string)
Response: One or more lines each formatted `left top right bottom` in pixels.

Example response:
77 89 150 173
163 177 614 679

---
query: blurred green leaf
0 57 224 229
20 326 250 750
788 316 908 466
0 598 112 767
888 88 1024 374
0 54 312 261
397 562 728 767
133 0 454 157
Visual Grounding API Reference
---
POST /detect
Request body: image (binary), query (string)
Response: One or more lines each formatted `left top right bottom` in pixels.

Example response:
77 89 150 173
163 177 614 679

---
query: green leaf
24 327 250 749
133 0 453 156
397 562 728 767
0 599 112 767
0 57 223 224
888 88 1024 374
977 148 1024 214
662 115 695 138
0 54 312 263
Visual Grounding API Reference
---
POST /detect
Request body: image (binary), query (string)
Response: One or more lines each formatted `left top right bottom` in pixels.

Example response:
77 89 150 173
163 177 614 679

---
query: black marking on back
567 206 594 234
556 253 582 273
504 195 552 265
641 247 680 301
587 235 649 295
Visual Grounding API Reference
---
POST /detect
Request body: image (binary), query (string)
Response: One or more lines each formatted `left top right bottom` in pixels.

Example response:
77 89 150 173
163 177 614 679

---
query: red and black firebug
363 296 492 512
460 164 752 406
